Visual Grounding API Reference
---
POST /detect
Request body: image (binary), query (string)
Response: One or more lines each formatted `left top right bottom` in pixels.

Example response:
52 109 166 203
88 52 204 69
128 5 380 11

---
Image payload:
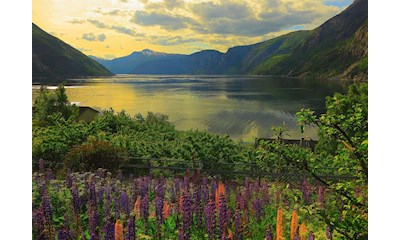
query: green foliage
33 106 254 174
64 138 129 173
32 23 112 80
256 83 368 239
32 83 78 127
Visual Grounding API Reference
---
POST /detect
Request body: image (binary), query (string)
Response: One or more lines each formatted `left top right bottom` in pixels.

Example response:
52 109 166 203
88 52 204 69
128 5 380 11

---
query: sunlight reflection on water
33 75 348 142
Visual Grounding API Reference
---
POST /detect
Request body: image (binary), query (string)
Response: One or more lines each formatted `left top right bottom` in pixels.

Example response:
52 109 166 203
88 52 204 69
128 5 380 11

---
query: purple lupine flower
33 209 45 240
66 173 73 188
88 202 99 240
45 169 55 181
114 194 121 220
308 231 315 240
236 192 245 211
155 195 164 225
140 194 149 226
58 229 70 240
234 205 243 240
253 180 260 195
265 225 273 240
174 178 181 198
204 199 216 240
63 212 70 230
104 219 115 240
245 177 251 201
181 193 192 240
326 226 332 240
89 182 97 206
252 196 263 220
301 179 311 205
211 180 218 197
139 178 149 198
121 190 130 216
41 192 52 222
183 175 190 193
127 217 136 240
72 187 81 214
202 177 209 204
38 158 45 172
219 194 228 239
194 187 203 227
317 186 325 206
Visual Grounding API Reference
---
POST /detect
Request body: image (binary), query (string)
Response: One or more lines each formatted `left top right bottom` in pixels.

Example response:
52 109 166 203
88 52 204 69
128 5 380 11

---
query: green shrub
64 139 129 172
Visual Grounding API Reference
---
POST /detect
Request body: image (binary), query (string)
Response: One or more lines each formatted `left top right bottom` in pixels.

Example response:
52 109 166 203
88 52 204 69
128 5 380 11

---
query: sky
32 0 353 59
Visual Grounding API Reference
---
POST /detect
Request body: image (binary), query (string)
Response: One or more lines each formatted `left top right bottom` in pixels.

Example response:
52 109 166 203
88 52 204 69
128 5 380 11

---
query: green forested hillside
32 23 112 80
251 0 368 80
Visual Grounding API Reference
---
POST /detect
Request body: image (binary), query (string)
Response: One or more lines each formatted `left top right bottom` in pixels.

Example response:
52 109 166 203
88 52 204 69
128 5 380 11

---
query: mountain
32 23 112 81
89 49 184 74
251 0 368 80
91 0 367 80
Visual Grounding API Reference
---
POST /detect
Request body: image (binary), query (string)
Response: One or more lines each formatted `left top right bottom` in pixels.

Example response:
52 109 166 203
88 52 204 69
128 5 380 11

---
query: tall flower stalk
115 220 123 240
205 199 216 240
276 208 284 240
290 210 299 240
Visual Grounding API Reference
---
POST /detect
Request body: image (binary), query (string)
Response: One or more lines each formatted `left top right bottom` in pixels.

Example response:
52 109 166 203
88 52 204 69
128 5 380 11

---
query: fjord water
33 75 348 141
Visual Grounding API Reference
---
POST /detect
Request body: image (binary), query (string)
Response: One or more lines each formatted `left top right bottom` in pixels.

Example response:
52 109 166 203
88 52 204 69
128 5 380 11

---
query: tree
257 83 368 239
33 83 78 126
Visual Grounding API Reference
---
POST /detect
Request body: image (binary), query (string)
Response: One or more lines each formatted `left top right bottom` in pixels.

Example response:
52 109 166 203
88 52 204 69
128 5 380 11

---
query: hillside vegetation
32 23 112 81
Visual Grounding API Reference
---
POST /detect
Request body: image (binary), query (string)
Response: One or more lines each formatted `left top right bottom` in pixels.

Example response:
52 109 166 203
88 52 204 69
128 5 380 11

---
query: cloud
81 33 107 42
95 8 131 16
132 0 342 37
68 18 86 24
82 33 96 41
97 33 107 41
131 11 197 30
87 19 138 36
190 1 251 20
87 19 108 29
110 25 136 36
149 35 201 46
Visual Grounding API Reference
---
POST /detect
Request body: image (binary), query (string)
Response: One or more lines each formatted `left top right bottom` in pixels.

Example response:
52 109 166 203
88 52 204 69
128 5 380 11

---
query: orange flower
290 210 299 240
215 181 226 209
115 219 123 240
163 201 170 219
134 196 141 217
150 211 156 219
276 208 284 240
228 229 233 239
299 222 307 240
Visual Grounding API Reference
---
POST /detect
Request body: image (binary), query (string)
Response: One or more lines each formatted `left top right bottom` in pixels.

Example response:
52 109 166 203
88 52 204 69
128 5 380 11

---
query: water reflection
33 75 348 141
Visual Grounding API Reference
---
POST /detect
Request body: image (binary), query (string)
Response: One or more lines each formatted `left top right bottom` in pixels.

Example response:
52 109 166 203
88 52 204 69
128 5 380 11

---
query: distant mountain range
32 23 112 81
91 0 367 80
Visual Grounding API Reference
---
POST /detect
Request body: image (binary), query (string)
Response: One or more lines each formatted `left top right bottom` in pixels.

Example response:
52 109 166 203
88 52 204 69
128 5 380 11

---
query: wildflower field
32 166 352 240
32 83 368 239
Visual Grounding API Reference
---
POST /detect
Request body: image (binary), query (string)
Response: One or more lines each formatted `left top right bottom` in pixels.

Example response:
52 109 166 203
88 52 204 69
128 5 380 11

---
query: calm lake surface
33 75 348 141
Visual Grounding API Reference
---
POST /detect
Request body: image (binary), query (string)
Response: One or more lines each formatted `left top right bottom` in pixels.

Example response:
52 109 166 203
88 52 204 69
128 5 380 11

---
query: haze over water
33 75 348 141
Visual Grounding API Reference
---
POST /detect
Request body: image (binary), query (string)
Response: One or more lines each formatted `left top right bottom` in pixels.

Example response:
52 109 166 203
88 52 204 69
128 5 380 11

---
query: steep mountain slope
32 23 112 80
252 0 368 79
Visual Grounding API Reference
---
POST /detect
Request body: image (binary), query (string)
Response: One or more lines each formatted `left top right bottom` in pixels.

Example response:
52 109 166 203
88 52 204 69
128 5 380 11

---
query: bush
64 139 129 172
